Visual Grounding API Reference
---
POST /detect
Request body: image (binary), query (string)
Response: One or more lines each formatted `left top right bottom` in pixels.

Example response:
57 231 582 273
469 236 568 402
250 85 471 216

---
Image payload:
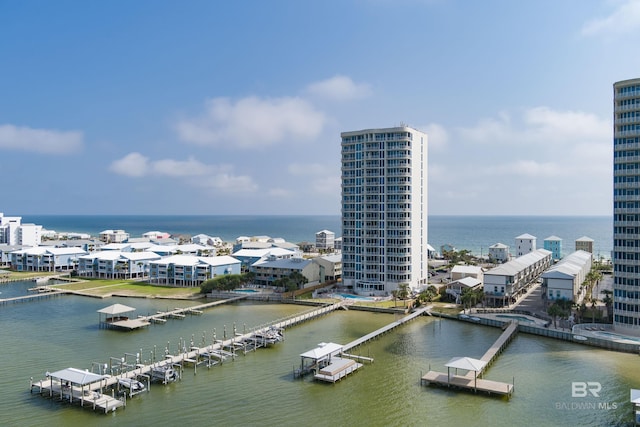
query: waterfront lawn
429 302 463 315
51 279 203 298
1 270 59 280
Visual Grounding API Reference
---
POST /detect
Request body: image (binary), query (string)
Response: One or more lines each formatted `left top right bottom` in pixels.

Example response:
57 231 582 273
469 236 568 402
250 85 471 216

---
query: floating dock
421 321 517 398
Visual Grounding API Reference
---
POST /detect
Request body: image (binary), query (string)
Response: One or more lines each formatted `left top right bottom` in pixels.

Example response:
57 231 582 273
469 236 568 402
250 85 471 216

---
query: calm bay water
24 214 612 259
1 281 638 427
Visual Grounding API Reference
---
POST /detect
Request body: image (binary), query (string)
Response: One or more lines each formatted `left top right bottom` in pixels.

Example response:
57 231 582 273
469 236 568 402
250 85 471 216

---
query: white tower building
340 126 428 295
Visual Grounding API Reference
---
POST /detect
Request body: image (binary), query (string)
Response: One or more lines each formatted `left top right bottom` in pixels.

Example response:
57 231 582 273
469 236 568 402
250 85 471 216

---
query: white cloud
288 162 327 176
0 124 83 154
151 157 212 177
267 188 292 198
109 152 149 177
175 96 326 148
305 75 372 101
458 106 610 145
311 176 341 195
420 123 449 151
523 107 611 141
581 0 640 37
485 160 565 177
196 173 258 193
109 153 257 193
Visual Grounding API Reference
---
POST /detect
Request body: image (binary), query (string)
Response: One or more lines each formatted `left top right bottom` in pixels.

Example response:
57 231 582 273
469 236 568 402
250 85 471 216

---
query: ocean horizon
23 214 613 259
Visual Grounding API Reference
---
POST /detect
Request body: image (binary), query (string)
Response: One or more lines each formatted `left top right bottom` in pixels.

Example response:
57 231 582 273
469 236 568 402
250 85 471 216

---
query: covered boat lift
298 342 363 383
98 303 150 330
32 367 124 413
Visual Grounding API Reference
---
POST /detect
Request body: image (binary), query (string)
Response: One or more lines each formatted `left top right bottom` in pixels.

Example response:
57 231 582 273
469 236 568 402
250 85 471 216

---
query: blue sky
1 0 638 216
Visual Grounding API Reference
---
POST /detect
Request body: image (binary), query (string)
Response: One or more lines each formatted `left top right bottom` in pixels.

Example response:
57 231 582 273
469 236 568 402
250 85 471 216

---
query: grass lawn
51 279 203 298
1 271 60 280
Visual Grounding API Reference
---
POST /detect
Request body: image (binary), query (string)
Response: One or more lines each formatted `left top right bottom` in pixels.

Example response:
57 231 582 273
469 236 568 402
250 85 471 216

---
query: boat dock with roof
296 306 430 382
97 296 248 330
31 301 348 413
421 321 517 397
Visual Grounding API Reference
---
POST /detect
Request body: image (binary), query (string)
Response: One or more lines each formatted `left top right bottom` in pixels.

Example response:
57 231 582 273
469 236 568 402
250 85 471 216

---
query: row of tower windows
617 84 640 94
614 137 640 146
617 124 640 132
614 201 640 208
614 315 640 326
618 111 640 119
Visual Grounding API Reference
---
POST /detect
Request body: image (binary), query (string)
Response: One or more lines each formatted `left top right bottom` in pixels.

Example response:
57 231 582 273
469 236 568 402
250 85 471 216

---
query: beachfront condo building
613 78 640 335
340 126 428 295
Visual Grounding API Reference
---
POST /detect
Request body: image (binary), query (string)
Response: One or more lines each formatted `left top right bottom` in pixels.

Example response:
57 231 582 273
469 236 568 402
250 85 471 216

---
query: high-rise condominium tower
340 126 428 295
613 78 640 335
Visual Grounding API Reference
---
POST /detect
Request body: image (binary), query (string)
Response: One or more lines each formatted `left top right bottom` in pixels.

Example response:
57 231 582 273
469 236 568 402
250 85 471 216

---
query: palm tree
460 287 475 313
419 285 438 303
602 289 613 323
397 283 410 300
547 303 564 328
590 297 599 324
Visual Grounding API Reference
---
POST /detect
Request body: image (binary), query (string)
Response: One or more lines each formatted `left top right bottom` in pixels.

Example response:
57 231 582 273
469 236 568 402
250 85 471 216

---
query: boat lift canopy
48 367 108 386
445 357 487 372
97 303 136 315
300 342 343 362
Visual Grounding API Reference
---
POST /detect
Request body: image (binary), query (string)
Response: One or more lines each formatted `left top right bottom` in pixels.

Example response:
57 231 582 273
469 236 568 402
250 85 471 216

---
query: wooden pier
31 302 347 413
100 295 249 330
421 321 518 398
343 306 430 353
295 307 430 382
0 290 65 305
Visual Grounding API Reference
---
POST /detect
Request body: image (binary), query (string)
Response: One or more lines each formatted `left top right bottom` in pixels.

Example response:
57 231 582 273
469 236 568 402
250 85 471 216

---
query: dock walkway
31 302 346 412
475 321 518 374
0 290 65 305
343 306 430 353
421 321 518 397
103 295 249 330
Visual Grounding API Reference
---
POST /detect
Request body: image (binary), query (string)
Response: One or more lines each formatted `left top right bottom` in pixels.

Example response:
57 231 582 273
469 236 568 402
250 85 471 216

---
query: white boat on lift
151 365 179 384
118 377 146 394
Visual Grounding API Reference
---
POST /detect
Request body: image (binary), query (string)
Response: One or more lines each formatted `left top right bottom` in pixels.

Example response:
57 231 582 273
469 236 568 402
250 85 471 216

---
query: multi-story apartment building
575 236 594 254
315 230 335 250
515 233 536 257
613 77 640 335
340 126 428 295
543 235 562 260
0 213 42 246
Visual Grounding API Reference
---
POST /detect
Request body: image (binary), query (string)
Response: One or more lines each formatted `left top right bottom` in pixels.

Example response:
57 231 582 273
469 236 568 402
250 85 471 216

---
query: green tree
288 271 308 289
602 289 613 323
547 303 565 328
273 277 296 292
397 283 410 300
419 285 438 303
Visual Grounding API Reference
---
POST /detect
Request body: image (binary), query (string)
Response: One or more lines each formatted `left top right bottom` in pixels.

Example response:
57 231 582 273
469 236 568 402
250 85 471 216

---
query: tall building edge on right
613 77 640 336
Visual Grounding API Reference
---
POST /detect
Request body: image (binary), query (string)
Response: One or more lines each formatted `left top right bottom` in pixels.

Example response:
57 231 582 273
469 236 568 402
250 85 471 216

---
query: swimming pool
495 314 535 323
234 289 259 293
333 293 376 301
592 331 640 343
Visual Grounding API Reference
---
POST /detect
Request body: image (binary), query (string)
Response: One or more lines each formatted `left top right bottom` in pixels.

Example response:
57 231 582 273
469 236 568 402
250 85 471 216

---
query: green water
2 282 639 426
